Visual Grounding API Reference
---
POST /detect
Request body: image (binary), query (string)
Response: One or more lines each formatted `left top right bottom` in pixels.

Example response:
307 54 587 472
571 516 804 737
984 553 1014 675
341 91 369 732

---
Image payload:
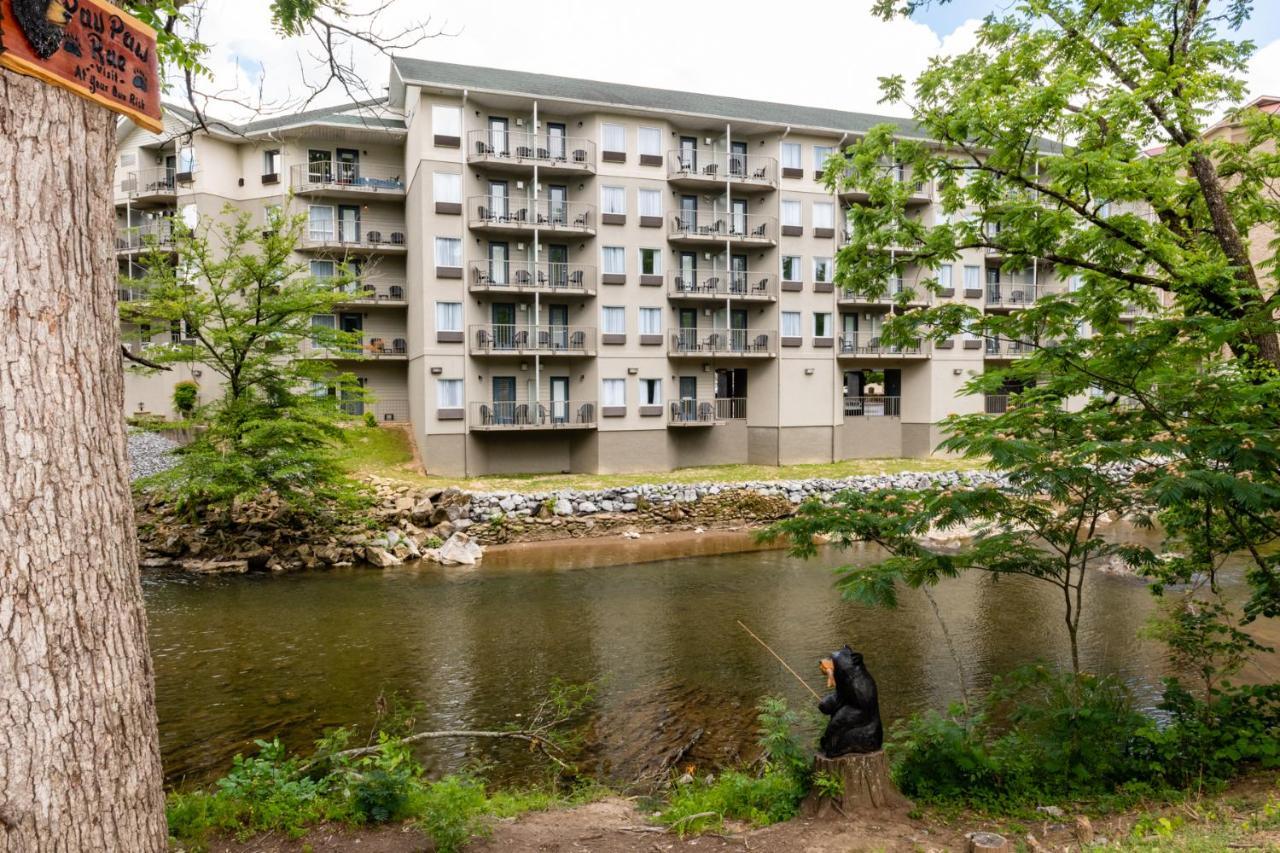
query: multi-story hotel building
117 59 1063 476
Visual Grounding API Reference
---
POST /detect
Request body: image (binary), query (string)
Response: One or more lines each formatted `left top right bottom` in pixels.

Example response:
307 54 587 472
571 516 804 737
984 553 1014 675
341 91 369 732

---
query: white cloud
176 0 983 121
1245 37 1280 100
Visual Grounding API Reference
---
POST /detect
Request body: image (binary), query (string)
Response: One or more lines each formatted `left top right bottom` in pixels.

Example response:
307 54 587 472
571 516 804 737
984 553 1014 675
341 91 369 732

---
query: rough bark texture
800 751 912 820
0 69 167 850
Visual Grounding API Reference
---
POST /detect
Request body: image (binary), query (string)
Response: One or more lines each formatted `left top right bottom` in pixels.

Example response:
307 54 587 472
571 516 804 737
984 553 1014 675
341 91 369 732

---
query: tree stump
800 751 912 819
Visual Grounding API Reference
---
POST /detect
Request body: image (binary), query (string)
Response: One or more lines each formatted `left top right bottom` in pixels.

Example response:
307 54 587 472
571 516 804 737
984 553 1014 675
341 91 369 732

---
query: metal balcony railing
984 337 1033 358
669 328 774 355
290 162 405 193
467 197 595 231
668 270 776 300
467 130 597 169
329 279 408 302
837 333 927 356
301 335 407 359
123 166 179 198
843 396 901 417
668 212 775 242
469 261 596 294
837 162 931 201
667 150 777 186
984 395 1010 414
301 217 407 250
470 400 598 429
985 282 1044 307
116 221 175 252
342 397 410 423
838 279 929 306
668 397 747 423
470 324 597 355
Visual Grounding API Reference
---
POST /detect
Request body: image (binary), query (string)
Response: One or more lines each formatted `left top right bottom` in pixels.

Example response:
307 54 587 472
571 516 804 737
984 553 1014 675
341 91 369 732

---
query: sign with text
0 0 161 132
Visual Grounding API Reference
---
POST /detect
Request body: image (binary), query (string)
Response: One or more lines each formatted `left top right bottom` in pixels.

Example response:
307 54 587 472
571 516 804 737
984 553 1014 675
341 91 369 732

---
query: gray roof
157 99 405 137
391 57 923 138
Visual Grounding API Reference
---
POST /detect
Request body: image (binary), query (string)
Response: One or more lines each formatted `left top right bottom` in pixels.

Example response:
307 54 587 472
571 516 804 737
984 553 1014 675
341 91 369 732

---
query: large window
601 122 625 153
310 260 336 279
639 248 662 275
782 255 802 282
781 142 802 169
814 257 832 283
814 312 833 338
813 145 834 174
937 263 953 289
639 307 662 334
310 313 336 345
432 172 461 203
435 237 462 268
602 306 625 333
963 265 980 289
638 188 662 218
262 149 281 176
602 246 625 274
177 144 197 174
437 378 463 408
436 301 462 332
781 200 801 227
308 205 334 239
813 202 834 230
432 104 461 138
638 126 661 157
781 311 801 338
602 378 626 406
601 186 626 214
641 378 662 405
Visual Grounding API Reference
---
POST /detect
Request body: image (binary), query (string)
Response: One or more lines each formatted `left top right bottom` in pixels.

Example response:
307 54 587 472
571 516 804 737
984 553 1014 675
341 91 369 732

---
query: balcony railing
668 270 776 300
984 394 1010 414
301 217 407 251
467 197 595 232
470 324 597 356
469 261 596 295
117 280 147 301
290 162 405 194
837 332 927 356
985 282 1044 308
467 130 596 171
301 336 407 359
122 166 180 200
116 222 175 252
329 279 408 303
668 328 775 356
984 337 1033 358
668 397 747 424
838 281 929 306
668 212 775 243
342 397 410 423
667 150 777 188
469 400 598 430
843 396 901 417
838 162 931 203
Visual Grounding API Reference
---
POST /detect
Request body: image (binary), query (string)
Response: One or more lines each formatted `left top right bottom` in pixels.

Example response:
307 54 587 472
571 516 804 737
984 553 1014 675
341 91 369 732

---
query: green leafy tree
127 207 368 517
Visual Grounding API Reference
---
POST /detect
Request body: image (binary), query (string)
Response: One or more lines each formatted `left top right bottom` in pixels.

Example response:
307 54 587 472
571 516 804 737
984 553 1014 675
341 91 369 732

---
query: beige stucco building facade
118 60 1060 476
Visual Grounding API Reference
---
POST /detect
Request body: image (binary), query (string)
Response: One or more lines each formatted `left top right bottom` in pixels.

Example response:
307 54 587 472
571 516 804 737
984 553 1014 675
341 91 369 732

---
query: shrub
363 411 378 428
172 380 200 416
415 774 491 852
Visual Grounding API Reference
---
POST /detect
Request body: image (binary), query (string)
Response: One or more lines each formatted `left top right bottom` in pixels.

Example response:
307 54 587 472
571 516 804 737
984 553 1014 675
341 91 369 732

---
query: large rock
363 546 403 568
552 497 573 516
180 558 249 575
410 499 435 524
437 532 484 566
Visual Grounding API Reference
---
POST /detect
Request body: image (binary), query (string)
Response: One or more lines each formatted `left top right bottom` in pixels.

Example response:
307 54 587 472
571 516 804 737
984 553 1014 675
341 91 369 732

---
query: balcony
122 166 186 207
469 325 597 357
467 130 597 176
843 395 901 417
331 279 408 305
836 333 929 358
668 328 776 358
666 150 777 192
117 280 147 302
290 163 405 199
469 400 598 431
985 281 1046 310
467 197 596 236
984 394 1010 414
668 270 776 302
469 261 597 297
299 218 407 254
344 397 410 424
116 222 175 255
837 280 930 308
301 335 409 360
667 212 776 248
838 164 931 206
984 337 1033 359
667 397 747 426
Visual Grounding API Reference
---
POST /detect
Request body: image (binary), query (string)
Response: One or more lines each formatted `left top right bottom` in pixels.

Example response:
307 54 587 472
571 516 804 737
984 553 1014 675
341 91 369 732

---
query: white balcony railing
470 400 598 428
668 397 747 423
837 332 927 356
467 130 597 170
301 217 407 250
470 324 597 355
669 328 774 355
667 150 777 186
290 162 405 193
469 261 596 294
843 396 901 417
669 270 776 300
467 197 595 231
669 212 775 242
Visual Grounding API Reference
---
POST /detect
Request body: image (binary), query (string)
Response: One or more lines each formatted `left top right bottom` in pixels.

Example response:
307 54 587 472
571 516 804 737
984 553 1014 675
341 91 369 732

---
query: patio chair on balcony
391 338 406 354
361 283 377 298
753 278 769 296
516 144 533 158
573 212 588 228
698 402 714 422
368 338 385 354
706 219 724 236
751 166 768 180
1010 289 1026 304
512 330 529 349
577 402 594 423
702 163 718 178
366 230 383 244
476 140 494 155
753 334 769 352
572 149 587 163
706 333 723 352
512 208 528 224
569 270 584 288
866 337 881 352
476 329 492 349
538 330 551 349
514 269 531 285
569 331 586 351
676 155 693 174
703 276 719 294
389 285 404 300
479 404 492 425
514 403 530 425
751 223 767 238
391 232 405 245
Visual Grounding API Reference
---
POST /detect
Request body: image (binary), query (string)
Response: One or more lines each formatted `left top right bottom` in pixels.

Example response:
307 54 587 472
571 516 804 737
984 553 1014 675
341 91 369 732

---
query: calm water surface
145 540 1217 788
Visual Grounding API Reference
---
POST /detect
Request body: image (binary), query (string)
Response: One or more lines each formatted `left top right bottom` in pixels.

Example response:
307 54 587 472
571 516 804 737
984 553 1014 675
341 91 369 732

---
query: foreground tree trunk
0 69 167 850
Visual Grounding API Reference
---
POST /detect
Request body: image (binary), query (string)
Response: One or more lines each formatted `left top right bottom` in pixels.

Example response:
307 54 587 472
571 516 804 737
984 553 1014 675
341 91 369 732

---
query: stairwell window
262 149 281 177
435 301 462 332
639 188 662 218
432 105 461 139
602 123 625 155
433 172 461 203
435 237 462 268
639 248 662 276
639 307 662 335
963 265 980 290
813 202 834 230
602 246 625 275
601 186 626 215
781 200 801 228
814 312 833 338
781 142 802 170
641 378 662 405
311 313 336 345
602 378 626 407
814 257 832 283
638 127 661 157
814 145 835 175
437 378 463 408
602 306 625 334
782 255 802 282
937 264 953 290
782 311 801 338
177 144 197 176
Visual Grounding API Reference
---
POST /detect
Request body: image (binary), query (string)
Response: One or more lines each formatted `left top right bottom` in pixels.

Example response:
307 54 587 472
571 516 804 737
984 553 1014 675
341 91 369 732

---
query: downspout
532 100 540 415
461 88 470 475
775 127 792 465
833 130 849 464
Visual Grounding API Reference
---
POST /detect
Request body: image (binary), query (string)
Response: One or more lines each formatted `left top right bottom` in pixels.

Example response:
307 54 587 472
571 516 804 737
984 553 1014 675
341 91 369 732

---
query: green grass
336 425 986 492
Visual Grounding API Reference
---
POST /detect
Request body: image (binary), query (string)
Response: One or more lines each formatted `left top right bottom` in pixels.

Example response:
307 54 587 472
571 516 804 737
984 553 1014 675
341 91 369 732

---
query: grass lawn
337 425 986 493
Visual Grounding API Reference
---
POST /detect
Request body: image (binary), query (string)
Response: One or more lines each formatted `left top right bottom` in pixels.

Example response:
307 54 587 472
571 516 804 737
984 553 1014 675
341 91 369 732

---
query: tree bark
800 751 912 819
0 69 167 851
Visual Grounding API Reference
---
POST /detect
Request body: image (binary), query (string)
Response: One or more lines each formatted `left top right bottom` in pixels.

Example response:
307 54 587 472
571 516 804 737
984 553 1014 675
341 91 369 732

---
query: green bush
414 774 491 852
363 411 378 428
172 380 200 416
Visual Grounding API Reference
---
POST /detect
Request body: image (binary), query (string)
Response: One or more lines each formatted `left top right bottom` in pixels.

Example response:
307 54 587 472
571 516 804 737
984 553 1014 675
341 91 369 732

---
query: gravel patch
128 431 180 481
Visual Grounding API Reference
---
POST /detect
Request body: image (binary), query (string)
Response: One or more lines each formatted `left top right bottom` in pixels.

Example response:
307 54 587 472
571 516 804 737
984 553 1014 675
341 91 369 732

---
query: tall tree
0 3 435 849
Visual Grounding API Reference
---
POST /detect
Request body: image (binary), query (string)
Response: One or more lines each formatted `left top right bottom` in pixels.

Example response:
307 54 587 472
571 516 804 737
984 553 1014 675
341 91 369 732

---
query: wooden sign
0 0 162 132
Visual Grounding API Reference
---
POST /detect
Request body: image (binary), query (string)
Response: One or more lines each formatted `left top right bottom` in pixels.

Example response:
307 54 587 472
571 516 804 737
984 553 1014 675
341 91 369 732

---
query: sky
191 0 1280 121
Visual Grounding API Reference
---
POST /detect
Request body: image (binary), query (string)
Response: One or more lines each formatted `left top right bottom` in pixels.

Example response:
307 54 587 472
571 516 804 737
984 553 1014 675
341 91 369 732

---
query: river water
144 536 1267 788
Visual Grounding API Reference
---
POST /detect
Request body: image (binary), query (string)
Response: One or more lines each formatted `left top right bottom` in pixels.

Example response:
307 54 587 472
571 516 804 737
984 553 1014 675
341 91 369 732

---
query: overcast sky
193 0 1280 121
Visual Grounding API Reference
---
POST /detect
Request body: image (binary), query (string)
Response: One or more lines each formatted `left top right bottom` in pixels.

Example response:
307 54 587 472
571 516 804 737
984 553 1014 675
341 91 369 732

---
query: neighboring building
117 60 1064 476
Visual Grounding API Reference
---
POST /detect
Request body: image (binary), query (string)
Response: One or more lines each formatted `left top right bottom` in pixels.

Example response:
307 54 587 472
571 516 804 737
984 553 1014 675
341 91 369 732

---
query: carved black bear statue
817 645 884 757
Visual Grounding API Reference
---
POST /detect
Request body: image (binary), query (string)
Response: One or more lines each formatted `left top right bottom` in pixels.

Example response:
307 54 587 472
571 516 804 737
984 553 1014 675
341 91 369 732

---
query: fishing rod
736 620 822 701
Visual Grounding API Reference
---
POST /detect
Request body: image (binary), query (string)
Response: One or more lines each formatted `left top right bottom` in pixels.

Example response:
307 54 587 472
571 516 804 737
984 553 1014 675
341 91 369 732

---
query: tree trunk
0 69 167 851
800 751 912 819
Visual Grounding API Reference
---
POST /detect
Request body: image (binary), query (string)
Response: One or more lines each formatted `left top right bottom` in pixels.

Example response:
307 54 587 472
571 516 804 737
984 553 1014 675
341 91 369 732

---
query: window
937 263 953 289
639 307 662 334
177 145 196 174
308 205 334 239
814 312 833 338
602 306 625 333
436 301 462 332
119 151 136 167
813 202 834 230
814 257 832 283
639 248 661 275
638 126 661 156
602 246 625 274
781 142 802 169
435 237 462 268
602 378 626 407
432 104 461 138
601 186 626 215
638 188 662 217
963 265 980 289
781 311 801 338
641 378 662 405
310 313 336 344
310 260 335 279
782 255 802 282
813 145 834 173
781 200 801 227
437 378 463 408
264 204 283 229
262 149 281 175
432 172 461 203
601 122 625 153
